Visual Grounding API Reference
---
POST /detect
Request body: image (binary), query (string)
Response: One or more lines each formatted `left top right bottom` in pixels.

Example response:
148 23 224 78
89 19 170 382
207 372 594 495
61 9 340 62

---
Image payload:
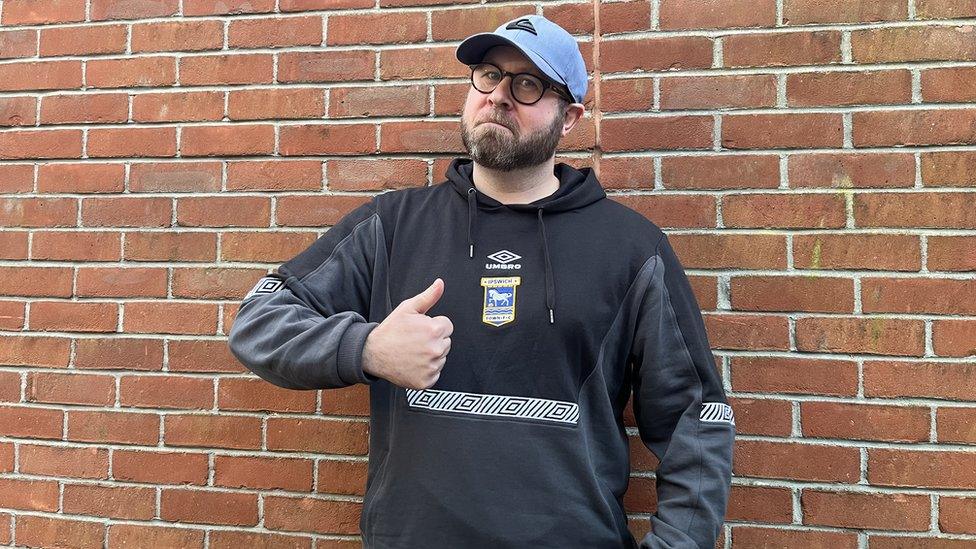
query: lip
481 121 511 130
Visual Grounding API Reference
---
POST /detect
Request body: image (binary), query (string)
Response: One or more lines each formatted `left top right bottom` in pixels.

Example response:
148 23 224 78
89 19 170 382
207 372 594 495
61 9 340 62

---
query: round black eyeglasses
468 62 573 106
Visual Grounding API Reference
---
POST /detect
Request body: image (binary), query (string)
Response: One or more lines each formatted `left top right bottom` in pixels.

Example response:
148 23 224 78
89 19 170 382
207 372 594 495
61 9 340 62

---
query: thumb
402 278 444 315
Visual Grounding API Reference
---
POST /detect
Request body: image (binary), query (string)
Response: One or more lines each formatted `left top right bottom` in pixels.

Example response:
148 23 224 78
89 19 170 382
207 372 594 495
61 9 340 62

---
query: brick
182 124 275 157
432 5 536 41
660 0 775 29
75 267 168 298
726 485 793 523
917 0 976 19
920 150 976 186
723 113 844 149
0 478 58 511
726 397 792 436
130 161 222 193
88 126 178 158
862 278 976 314
597 1 650 35
379 120 465 153
598 78 654 113
179 54 273 86
0 197 78 226
38 162 126 193
173 267 263 300
120 375 214 409
380 45 472 80
801 401 930 442
210 529 313 549
30 301 119 333
20 443 109 479
937 406 976 444
177 196 271 227
724 31 842 68
263 495 361 535
921 66 976 103
0 129 83 159
864 360 976 400
164 414 262 449
275 194 370 227
27 371 116 405
86 56 177 89
788 70 912 107
67 410 159 445
41 93 129 124
229 15 322 48
599 36 713 72
279 123 375 155
722 193 847 228
107 523 206 548
124 228 217 261
217 377 317 413
0 405 63 439
225 160 319 192
0 96 37 126
168 339 243 374
330 84 427 118
183 0 275 16
328 12 426 45
113 449 209 485
131 20 224 53
220 231 318 262
854 192 976 229
81 196 172 228
789 152 915 189
602 116 713 151
939 497 976 534
668 233 786 269
932 319 976 357
15 515 105 548
733 440 860 482
705 313 790 351
543 2 595 35
870 448 976 489
610 194 716 229
124 301 218 335
0 29 36 60
731 275 854 313
132 91 225 123
317 459 368 496
39 24 126 57
793 233 921 271
75 337 163 371
277 50 374 83
784 0 907 24
731 356 858 396
161 488 259 526
661 74 777 110
1 0 86 24
31 231 122 260
63 483 155 520
854 108 976 146
90 0 179 20
802 490 930 530
731 526 858 549
214 455 314 491
852 25 976 63
229 88 324 120
327 158 428 192
319 384 371 417
267 417 369 455
660 154 780 190
0 267 73 297
795 316 925 356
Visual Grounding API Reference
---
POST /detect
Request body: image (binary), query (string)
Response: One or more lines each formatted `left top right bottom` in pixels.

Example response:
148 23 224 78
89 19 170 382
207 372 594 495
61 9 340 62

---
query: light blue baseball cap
455 15 587 105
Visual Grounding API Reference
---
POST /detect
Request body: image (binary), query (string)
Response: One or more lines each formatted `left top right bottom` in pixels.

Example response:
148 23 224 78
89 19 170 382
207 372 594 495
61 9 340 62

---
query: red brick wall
1 0 975 547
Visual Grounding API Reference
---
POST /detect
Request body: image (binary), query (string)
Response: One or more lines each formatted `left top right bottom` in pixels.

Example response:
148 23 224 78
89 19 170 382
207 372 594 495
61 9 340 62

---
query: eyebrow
482 60 545 79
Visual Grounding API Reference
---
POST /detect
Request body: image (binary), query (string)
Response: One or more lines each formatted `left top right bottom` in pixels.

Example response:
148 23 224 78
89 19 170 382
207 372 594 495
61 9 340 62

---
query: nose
486 74 515 109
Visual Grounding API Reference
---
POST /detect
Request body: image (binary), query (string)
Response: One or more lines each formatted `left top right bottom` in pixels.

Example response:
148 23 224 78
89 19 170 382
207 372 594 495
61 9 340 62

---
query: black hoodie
228 157 735 548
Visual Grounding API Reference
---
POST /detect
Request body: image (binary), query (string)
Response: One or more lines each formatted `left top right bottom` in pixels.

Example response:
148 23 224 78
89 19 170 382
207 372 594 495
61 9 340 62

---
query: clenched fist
362 278 453 390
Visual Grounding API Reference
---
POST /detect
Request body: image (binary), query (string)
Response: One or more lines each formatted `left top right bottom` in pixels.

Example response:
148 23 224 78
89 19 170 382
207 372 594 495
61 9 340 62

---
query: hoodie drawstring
465 185 555 325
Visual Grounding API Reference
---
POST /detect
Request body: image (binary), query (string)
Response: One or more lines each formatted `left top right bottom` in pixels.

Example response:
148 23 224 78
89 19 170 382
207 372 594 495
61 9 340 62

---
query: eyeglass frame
467 62 574 106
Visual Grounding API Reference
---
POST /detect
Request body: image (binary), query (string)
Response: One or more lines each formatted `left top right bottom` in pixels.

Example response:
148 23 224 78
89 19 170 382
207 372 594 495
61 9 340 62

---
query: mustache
479 114 514 130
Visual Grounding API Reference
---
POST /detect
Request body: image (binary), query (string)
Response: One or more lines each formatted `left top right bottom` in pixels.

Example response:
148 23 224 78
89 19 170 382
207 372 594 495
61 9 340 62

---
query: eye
516 75 542 91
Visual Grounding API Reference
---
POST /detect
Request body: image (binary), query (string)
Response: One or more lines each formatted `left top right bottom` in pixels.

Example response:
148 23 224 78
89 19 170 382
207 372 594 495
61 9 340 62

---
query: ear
561 104 585 135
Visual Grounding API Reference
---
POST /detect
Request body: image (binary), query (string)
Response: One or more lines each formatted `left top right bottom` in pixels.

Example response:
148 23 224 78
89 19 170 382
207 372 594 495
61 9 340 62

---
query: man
228 14 735 549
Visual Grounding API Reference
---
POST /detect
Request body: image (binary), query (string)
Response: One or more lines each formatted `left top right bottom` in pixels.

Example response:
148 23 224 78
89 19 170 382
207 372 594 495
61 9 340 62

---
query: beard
460 108 565 171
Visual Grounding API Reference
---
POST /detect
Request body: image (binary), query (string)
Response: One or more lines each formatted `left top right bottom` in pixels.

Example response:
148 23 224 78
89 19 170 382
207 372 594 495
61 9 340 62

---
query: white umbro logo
486 249 522 270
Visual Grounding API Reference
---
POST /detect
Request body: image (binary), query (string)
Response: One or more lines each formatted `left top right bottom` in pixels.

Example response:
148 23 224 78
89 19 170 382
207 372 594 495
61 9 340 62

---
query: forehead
481 46 544 77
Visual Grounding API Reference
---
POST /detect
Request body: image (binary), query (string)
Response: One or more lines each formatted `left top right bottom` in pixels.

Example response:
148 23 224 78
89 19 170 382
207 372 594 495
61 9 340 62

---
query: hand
362 278 453 390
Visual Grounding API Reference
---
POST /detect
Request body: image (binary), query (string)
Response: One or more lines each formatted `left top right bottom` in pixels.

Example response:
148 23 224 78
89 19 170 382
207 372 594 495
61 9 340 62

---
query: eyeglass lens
471 63 547 104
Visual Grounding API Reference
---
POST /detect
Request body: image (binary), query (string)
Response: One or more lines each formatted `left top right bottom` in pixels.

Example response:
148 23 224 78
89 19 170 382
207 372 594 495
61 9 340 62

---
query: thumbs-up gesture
362 278 453 390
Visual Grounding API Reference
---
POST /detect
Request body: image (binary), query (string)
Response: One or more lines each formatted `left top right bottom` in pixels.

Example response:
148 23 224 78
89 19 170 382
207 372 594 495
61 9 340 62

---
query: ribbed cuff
336 321 380 385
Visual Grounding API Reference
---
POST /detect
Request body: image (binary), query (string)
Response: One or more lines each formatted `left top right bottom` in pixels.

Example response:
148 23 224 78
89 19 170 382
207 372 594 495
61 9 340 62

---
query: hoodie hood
445 157 607 325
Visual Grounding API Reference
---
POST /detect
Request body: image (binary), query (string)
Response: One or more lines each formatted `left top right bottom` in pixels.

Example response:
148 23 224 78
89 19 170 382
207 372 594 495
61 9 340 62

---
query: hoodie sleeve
630 234 735 549
227 197 384 390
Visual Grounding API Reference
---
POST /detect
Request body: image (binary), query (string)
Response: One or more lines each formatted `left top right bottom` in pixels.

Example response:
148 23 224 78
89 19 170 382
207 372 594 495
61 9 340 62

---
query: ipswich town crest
481 276 520 327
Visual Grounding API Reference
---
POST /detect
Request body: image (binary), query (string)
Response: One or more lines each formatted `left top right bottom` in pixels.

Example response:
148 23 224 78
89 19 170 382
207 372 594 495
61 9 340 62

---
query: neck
471 159 560 205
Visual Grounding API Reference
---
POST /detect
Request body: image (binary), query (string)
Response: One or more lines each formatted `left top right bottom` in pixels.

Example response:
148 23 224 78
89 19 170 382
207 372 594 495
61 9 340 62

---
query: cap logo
505 18 537 35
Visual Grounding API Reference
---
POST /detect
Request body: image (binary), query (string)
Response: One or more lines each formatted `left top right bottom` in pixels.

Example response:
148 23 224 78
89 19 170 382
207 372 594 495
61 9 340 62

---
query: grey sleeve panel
227 200 384 390
632 235 735 549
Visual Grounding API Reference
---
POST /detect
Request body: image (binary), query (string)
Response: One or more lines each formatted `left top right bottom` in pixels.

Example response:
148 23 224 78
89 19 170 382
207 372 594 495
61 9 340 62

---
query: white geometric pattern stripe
701 402 735 426
405 388 580 425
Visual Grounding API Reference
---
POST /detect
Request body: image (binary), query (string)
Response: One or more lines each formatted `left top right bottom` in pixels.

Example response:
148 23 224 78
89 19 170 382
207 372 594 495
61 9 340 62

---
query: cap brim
455 34 569 97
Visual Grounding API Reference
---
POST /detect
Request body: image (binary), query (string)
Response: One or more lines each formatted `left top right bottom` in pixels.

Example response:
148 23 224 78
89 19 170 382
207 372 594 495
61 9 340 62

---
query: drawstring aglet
549 308 554 324
469 244 473 258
